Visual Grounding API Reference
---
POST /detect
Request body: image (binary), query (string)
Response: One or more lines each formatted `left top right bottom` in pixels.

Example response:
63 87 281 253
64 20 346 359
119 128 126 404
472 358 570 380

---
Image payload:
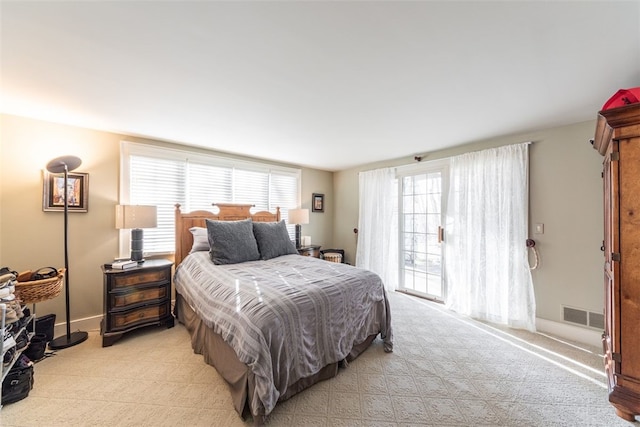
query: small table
298 245 321 258
100 259 174 347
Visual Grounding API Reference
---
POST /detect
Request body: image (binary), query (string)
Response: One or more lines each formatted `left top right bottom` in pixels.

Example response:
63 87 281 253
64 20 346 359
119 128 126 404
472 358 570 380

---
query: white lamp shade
115 205 157 229
288 208 309 225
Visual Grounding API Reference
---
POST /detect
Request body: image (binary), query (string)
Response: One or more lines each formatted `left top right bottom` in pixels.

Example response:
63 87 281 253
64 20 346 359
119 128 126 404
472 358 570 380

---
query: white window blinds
120 142 301 256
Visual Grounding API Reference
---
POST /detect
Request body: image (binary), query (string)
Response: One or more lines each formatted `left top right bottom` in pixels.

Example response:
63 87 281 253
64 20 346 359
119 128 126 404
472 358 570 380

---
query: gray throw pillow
253 220 298 260
206 219 260 265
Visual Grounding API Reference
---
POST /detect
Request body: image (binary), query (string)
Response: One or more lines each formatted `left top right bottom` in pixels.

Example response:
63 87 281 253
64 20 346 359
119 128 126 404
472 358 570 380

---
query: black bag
24 333 48 362
2 359 34 404
30 267 58 281
27 313 56 343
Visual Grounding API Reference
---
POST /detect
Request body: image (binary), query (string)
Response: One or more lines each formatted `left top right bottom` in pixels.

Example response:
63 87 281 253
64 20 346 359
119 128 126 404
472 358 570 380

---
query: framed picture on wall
43 171 89 212
312 193 324 213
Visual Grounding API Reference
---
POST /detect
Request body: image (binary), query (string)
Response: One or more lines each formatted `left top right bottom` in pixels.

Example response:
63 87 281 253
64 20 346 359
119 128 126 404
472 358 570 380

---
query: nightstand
100 259 174 347
298 245 321 258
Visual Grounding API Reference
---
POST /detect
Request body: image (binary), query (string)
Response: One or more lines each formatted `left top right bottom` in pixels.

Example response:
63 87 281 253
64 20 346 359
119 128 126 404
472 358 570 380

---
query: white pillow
189 227 210 253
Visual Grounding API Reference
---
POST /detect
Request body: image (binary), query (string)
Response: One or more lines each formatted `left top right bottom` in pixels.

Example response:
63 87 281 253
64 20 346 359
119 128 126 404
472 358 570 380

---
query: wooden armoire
593 103 640 421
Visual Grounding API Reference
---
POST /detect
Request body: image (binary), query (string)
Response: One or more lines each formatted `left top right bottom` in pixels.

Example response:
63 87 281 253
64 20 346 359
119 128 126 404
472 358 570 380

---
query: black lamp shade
46 155 82 174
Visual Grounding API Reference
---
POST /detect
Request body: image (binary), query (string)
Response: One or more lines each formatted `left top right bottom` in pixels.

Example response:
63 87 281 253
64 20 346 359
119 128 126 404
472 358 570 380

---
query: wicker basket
15 268 65 304
323 253 343 263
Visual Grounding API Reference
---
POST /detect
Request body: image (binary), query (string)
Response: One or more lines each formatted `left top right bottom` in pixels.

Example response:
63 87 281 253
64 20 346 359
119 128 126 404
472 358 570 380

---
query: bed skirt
174 293 376 424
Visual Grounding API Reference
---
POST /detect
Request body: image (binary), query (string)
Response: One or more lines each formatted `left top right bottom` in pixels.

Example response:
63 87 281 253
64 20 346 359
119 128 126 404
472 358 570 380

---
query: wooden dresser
592 103 640 421
100 259 174 347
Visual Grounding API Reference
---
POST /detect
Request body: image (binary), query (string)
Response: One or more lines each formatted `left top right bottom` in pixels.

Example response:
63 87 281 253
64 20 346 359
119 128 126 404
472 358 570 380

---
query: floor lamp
46 155 89 350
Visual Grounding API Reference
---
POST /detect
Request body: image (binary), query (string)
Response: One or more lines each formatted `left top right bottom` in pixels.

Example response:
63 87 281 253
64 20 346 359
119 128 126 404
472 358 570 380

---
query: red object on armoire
602 87 640 110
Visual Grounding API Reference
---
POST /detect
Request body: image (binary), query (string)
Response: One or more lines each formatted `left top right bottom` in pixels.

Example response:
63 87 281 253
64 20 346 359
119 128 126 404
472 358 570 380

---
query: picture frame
312 193 324 213
43 171 89 212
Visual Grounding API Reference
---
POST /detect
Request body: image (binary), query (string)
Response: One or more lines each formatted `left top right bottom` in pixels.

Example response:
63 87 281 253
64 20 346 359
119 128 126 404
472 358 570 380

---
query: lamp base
48 331 89 350
131 228 144 262
295 224 302 249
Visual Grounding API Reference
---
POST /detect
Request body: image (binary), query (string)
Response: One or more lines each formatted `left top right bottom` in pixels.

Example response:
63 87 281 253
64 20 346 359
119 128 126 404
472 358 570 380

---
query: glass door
399 164 447 302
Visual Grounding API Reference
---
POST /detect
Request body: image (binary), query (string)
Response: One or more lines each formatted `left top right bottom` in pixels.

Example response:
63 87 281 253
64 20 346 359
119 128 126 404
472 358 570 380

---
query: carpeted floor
0 291 636 426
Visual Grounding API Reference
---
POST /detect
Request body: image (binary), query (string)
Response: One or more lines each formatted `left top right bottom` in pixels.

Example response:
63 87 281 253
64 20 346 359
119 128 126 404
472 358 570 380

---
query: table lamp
288 208 309 249
115 205 157 262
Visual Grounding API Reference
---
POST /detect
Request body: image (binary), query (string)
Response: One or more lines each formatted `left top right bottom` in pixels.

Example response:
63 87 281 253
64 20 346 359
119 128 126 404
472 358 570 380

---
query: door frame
396 159 449 302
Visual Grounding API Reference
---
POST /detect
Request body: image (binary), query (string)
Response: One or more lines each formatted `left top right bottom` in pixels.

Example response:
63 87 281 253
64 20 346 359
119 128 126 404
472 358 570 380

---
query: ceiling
1 1 639 171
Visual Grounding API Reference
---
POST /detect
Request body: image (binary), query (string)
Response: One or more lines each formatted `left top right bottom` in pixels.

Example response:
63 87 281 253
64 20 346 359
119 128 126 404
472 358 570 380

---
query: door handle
438 226 444 243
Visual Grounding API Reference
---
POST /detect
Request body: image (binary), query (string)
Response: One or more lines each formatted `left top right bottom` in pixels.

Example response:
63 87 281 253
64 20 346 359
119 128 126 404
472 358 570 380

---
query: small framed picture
43 171 89 212
312 193 324 213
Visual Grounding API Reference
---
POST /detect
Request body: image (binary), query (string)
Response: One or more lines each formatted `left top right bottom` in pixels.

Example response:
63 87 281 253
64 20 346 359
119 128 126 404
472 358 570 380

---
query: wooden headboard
174 203 281 265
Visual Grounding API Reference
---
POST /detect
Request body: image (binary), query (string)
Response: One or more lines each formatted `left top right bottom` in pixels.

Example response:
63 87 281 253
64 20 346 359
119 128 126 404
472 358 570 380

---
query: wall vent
563 306 604 330
589 311 605 330
563 307 588 325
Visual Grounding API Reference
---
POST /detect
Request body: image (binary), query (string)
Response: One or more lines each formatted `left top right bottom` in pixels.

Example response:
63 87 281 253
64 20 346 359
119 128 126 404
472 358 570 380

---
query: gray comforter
173 252 393 416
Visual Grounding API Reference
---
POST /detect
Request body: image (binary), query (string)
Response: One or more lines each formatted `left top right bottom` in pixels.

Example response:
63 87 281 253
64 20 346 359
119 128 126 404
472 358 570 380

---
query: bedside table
298 245 321 258
100 259 174 347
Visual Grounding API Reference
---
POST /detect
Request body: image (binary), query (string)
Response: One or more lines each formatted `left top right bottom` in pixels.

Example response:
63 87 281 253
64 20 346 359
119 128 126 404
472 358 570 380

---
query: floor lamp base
49 331 89 350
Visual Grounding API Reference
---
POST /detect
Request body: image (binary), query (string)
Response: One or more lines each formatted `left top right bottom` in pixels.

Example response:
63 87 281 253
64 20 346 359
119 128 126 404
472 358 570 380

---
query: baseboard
52 314 103 338
50 299 177 339
47 313 601 349
536 317 602 348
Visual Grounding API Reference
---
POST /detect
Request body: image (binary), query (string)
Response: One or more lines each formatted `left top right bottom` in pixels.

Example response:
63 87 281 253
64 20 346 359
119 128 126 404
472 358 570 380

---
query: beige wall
334 120 605 326
0 114 333 327
1 112 605 332
300 168 334 249
1 115 120 324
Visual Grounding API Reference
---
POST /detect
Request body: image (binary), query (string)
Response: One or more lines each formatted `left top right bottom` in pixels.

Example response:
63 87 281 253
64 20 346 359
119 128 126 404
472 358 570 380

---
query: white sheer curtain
444 143 536 331
356 167 398 291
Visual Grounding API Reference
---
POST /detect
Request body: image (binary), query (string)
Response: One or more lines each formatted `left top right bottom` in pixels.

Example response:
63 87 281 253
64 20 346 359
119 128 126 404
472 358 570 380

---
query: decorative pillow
252 220 298 260
205 218 260 265
189 227 209 253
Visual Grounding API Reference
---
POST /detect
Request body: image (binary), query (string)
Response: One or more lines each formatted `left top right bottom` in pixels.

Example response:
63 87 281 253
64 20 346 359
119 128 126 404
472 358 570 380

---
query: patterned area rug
0 291 635 426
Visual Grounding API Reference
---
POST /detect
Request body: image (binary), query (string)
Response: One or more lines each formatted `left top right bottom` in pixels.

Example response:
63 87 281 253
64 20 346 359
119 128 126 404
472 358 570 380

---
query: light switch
534 223 544 234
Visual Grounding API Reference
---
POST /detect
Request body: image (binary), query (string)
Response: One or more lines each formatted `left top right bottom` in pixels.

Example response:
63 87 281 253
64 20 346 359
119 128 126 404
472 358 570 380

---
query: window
119 141 300 256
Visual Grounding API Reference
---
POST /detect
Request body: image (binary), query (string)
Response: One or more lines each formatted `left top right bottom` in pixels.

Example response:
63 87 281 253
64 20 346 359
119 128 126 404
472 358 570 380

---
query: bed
172 203 393 424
